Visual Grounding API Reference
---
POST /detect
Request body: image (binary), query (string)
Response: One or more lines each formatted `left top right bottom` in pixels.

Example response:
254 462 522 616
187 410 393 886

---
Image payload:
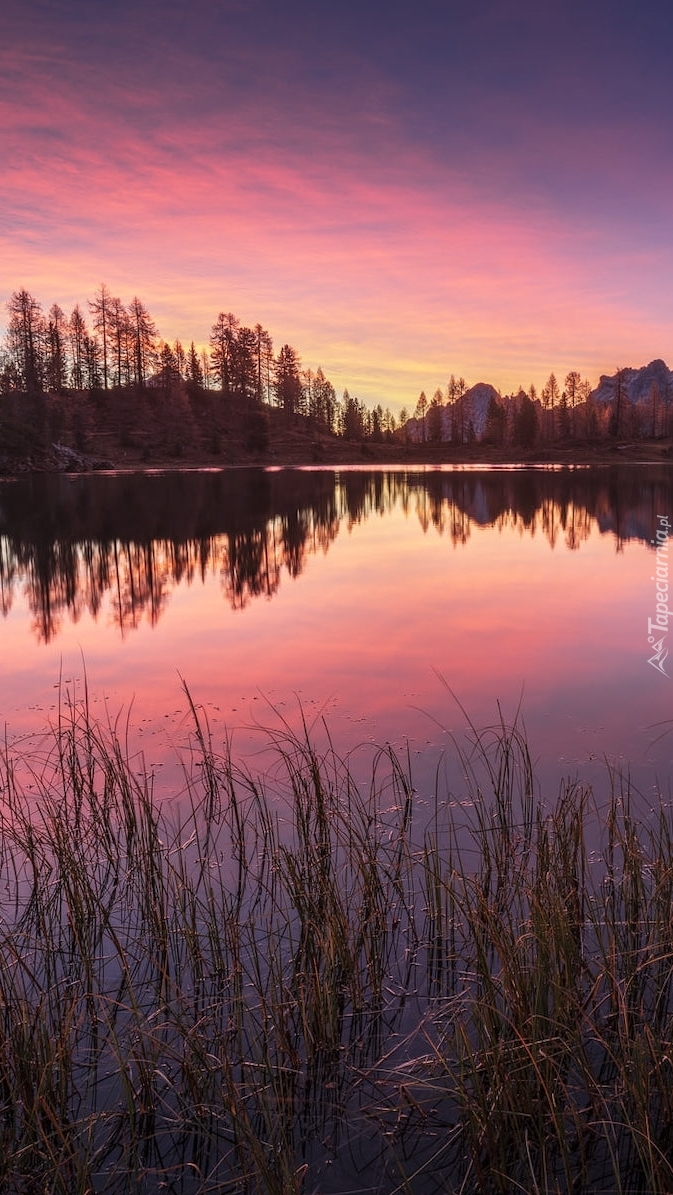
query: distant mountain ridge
407 382 501 442
591 359 673 407
404 360 672 443
457 383 500 438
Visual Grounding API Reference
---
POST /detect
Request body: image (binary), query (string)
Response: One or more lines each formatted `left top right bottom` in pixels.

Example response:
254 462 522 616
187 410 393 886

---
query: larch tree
558 390 571 439
186 341 203 387
484 394 506 445
173 340 186 379
84 330 101 389
311 366 337 432
371 403 384 441
564 370 580 406
428 388 444 443
200 348 211 389
542 372 560 440
210 312 239 396
89 284 112 390
7 289 44 392
128 297 157 387
232 326 257 400
46 303 68 393
564 370 581 440
158 341 180 390
69 304 87 390
451 377 468 444
579 377 598 438
108 297 127 386
302 368 313 420
415 391 428 443
608 368 626 438
341 389 366 440
514 392 538 447
274 344 302 417
254 323 274 403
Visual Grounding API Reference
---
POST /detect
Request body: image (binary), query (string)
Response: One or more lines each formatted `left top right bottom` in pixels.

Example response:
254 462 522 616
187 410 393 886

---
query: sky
1 0 673 411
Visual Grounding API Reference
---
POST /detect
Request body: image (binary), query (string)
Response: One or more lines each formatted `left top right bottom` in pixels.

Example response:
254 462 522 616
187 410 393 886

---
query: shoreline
2 436 672 475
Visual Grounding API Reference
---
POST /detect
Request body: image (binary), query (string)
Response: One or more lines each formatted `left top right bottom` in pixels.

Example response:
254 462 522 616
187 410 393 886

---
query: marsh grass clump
0 700 672 1193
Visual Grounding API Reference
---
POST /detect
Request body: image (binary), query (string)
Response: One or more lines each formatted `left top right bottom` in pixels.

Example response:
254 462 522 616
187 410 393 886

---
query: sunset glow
4 8 673 1178
0 467 668 800
2 1 672 409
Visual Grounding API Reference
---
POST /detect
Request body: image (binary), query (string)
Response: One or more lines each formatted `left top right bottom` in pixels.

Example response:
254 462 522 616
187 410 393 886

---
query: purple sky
2 0 672 408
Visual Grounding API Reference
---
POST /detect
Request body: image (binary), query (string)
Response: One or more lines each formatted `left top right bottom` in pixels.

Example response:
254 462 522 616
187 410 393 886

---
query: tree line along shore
2 286 672 471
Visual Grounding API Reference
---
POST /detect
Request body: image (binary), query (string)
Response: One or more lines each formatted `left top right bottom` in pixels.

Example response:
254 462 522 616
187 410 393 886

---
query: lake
1 462 673 1194
0 463 670 809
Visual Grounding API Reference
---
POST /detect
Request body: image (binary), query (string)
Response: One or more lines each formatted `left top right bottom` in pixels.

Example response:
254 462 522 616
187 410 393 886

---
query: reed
0 697 671 1193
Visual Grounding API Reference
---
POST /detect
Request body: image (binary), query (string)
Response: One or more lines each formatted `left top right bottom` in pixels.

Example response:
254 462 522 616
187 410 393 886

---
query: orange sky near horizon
2 1 672 412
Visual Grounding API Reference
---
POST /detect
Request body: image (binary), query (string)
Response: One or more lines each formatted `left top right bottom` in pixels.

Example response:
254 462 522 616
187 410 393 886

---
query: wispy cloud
1 1 672 406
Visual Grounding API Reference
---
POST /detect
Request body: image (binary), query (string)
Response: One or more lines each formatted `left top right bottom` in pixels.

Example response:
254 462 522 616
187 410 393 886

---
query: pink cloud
1 33 672 409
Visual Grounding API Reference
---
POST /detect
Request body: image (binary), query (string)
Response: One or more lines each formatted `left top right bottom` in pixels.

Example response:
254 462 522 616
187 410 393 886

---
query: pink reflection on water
0 475 669 815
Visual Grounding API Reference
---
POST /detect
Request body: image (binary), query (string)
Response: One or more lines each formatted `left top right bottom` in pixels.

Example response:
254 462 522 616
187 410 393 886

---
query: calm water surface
0 464 671 808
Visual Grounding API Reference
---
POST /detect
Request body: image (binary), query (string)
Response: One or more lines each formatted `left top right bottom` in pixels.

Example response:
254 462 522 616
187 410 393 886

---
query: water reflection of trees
411 467 667 553
0 466 669 644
